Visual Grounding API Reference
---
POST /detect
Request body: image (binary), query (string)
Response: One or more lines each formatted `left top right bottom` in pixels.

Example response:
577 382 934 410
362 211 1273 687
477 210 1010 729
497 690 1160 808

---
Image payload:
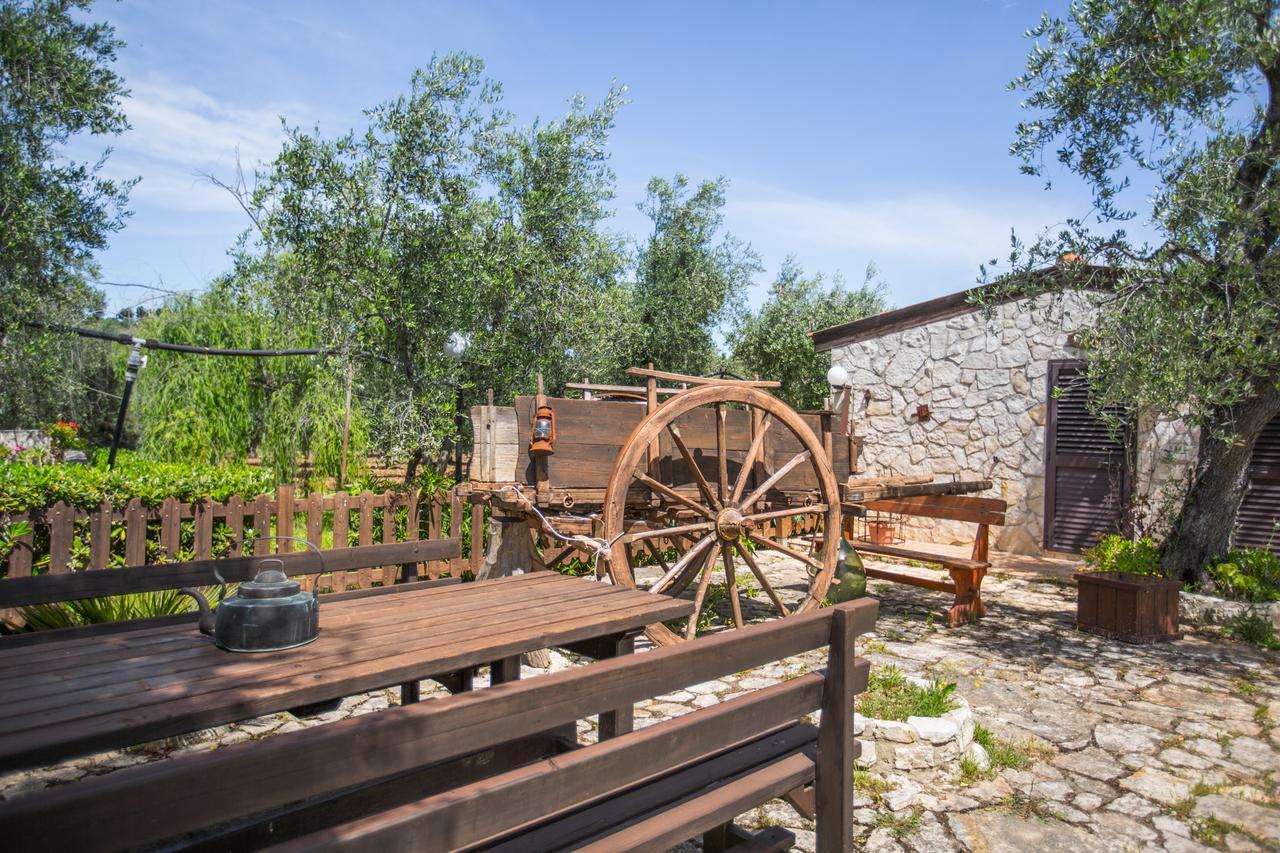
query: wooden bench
840 494 1005 627
0 598 879 852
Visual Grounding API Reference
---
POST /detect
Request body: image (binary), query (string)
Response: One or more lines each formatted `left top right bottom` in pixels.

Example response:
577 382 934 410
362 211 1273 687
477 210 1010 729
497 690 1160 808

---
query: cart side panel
514 397 649 491
660 405 753 496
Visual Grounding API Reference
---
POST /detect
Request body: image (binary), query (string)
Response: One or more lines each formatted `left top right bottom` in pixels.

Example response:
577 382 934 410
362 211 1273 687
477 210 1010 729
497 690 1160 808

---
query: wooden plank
381 490 398 585
863 566 957 594
0 600 874 849
193 498 213 561
860 494 1006 526
624 367 781 388
224 495 245 557
331 491 350 591
251 496 271 555
159 497 180 560
470 501 484 574
853 541 987 572
305 494 323 553
0 539 462 608
276 485 295 553
449 490 463 574
357 492 373 588
5 512 33 578
46 502 73 574
124 498 146 566
283 711 828 852
88 501 111 569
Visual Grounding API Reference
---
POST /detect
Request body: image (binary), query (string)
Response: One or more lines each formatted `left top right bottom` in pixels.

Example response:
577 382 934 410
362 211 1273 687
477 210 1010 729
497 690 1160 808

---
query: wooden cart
461 366 991 643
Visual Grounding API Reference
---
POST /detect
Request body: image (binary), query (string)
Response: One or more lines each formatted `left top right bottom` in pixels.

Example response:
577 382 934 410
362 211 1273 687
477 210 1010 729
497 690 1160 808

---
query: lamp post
443 332 470 484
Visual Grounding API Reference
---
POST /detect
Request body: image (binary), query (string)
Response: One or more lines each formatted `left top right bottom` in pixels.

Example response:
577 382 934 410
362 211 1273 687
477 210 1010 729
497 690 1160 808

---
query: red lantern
529 404 556 456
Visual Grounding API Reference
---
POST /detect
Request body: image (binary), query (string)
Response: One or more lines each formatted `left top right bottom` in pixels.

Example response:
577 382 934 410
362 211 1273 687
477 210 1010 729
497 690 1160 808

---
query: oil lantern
529 404 556 456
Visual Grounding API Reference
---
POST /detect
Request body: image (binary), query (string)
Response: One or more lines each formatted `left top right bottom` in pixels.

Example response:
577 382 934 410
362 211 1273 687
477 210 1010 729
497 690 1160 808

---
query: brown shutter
1043 360 1130 553
1233 415 1280 553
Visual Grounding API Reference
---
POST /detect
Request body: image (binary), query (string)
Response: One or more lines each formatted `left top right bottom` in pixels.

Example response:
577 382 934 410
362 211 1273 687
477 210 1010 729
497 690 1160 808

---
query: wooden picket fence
1 485 488 593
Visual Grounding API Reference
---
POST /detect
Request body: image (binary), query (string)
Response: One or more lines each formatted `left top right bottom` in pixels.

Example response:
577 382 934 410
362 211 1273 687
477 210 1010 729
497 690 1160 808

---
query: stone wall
829 291 1189 555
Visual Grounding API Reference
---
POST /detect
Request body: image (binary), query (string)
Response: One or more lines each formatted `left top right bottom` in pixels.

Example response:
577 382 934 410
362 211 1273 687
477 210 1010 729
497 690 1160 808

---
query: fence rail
1 485 475 594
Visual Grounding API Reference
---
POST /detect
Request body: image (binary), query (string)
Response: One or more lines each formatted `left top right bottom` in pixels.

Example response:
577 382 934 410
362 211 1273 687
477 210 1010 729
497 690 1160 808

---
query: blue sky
84 0 1109 317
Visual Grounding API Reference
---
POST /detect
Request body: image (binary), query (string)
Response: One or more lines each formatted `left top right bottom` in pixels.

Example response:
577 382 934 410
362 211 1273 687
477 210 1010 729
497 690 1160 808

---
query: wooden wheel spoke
641 538 672 575
621 519 712 544
631 470 713 518
746 531 824 571
648 533 716 594
744 504 828 525
734 541 791 617
685 545 719 640
715 403 729 505
739 450 812 510
730 413 772 505
723 543 744 629
666 424 720 510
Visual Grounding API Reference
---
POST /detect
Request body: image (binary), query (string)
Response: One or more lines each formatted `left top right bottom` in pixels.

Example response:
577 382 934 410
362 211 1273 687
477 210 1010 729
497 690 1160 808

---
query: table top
0 572 691 771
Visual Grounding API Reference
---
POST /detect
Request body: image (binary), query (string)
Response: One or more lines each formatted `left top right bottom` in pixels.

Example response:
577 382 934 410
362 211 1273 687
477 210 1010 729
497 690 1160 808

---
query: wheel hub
715 507 746 541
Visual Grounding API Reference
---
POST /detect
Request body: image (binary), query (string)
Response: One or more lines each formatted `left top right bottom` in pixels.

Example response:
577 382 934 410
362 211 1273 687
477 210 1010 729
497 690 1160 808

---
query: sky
79 0 1115 317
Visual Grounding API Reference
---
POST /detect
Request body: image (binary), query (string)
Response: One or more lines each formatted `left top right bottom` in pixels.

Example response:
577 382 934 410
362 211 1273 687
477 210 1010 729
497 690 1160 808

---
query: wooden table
0 572 691 772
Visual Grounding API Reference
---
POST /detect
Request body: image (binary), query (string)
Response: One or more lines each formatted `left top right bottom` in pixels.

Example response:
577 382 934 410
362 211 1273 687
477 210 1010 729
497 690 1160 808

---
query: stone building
809 282 1209 556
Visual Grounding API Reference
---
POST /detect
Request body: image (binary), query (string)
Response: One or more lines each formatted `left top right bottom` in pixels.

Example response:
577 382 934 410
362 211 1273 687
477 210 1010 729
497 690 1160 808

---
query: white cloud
731 188 1072 271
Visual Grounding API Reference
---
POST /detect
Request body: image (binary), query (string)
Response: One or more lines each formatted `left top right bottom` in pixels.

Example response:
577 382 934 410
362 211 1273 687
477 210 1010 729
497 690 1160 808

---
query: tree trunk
1160 383 1280 584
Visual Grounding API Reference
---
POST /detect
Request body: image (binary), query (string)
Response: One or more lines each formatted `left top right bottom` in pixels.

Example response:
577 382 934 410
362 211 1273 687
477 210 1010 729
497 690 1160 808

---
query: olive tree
0 0 133 429
995 0 1280 582
733 258 886 409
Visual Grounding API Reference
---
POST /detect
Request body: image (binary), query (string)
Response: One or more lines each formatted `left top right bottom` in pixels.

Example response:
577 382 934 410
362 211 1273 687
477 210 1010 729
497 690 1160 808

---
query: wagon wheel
602 384 841 645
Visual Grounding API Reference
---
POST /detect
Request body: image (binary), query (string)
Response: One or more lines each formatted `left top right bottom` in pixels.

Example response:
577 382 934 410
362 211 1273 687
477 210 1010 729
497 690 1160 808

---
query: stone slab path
2 546 1277 852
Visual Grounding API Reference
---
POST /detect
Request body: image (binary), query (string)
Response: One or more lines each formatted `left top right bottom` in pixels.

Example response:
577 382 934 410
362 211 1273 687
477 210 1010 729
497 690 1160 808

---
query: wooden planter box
1075 571 1183 644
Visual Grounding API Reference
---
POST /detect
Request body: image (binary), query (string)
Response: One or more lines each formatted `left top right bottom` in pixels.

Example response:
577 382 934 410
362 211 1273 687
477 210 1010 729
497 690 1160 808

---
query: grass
1225 613 1280 649
871 806 922 840
958 754 994 785
859 664 959 721
973 723 1045 771
1002 792 1063 822
853 770 895 807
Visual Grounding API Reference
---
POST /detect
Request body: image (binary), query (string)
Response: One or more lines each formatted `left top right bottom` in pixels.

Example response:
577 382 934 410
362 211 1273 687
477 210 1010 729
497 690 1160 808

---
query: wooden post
159 498 180 561
645 362 660 489
815 606 857 853
6 511 33 577
449 490 463 574
225 495 245 557
340 359 353 485
469 500 484 574
381 490 398 585
252 496 272 555
357 491 374 588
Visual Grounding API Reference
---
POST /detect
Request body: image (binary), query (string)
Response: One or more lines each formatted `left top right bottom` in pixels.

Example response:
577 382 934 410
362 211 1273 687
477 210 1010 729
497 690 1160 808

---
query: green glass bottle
827 536 868 603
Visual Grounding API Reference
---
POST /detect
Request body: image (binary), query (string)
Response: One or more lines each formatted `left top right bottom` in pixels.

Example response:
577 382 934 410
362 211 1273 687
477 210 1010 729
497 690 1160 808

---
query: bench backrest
0 538 461 610
860 493 1006 526
0 598 878 852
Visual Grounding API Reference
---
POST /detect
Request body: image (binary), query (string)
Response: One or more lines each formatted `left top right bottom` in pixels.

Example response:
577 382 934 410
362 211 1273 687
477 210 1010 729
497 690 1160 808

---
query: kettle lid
239 559 302 598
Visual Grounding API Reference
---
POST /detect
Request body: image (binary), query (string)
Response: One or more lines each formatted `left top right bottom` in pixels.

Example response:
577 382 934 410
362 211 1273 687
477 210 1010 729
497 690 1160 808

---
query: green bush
1205 549 1280 602
0 452 277 511
1082 534 1163 576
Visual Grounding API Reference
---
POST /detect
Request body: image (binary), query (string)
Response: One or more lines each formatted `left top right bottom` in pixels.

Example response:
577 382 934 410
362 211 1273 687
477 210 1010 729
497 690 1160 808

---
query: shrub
860 664 958 721
1082 534 1162 576
19 588 209 630
1205 549 1280 602
0 452 277 511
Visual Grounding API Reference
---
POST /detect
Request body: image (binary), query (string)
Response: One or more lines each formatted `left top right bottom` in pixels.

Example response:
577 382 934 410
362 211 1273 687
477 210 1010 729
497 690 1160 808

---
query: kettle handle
238 534 325 600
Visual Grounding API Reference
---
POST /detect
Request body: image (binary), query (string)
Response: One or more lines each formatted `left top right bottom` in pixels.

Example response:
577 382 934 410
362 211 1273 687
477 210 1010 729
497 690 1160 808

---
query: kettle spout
178 588 216 636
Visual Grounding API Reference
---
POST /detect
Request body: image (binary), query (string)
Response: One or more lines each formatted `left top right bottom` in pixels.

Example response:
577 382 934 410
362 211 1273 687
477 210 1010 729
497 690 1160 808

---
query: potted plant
1075 535 1182 644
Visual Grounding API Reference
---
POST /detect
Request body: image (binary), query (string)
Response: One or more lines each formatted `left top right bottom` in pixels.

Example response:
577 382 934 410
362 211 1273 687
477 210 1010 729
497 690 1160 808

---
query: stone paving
2 546 1277 852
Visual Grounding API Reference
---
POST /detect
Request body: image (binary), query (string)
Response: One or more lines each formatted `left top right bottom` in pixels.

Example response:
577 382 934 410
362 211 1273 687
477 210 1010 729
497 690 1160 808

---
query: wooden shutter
1043 360 1130 553
1234 415 1280 553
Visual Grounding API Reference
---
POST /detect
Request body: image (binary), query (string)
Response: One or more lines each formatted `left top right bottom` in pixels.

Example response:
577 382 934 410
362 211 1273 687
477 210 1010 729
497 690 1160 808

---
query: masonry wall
829 291 1162 555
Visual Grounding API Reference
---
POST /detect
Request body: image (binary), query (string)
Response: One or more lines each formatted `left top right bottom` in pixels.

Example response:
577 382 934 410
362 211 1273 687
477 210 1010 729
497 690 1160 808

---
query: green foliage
1205 548 1280 601
626 175 760 376
1082 534 1163 576
732 258 886 409
973 723 1035 771
231 53 630 467
19 587 205 630
129 282 365 484
860 664 959 721
1225 613 1280 649
0 452 276 510
45 420 85 452
0 0 135 430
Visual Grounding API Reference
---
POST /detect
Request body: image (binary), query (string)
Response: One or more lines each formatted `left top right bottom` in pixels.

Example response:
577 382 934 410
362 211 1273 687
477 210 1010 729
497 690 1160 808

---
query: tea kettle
179 536 322 652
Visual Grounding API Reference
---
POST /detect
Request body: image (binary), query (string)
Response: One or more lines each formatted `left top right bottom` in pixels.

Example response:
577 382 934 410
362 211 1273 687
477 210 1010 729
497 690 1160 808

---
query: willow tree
995 1 1280 583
